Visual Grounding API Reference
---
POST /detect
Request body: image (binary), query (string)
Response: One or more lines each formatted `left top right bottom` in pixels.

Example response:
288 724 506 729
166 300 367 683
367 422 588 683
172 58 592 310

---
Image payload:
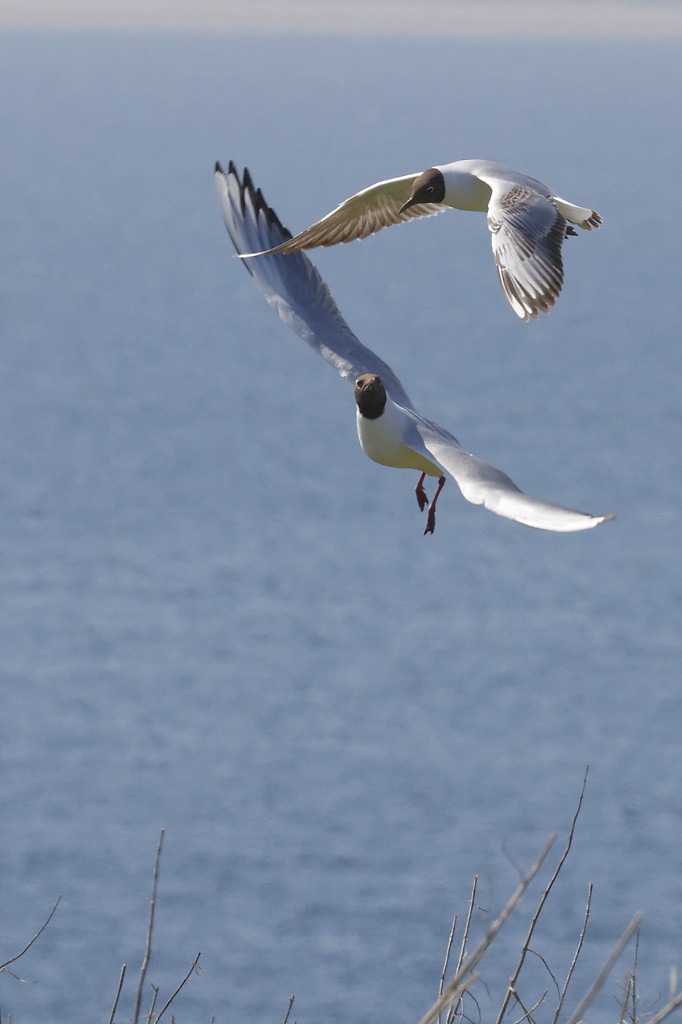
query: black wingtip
215 160 223 174
219 160 295 246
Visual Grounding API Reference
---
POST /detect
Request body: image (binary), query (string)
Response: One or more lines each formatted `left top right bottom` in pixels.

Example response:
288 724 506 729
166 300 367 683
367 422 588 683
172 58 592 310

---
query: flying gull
216 161 613 534
237 159 602 322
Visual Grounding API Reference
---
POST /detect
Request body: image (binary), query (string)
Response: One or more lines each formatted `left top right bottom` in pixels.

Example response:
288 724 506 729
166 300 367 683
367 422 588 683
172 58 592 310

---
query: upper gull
236 159 602 322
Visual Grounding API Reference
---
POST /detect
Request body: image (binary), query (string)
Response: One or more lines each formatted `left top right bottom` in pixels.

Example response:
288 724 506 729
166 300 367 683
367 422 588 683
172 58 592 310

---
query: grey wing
235 173 445 257
485 180 567 321
215 162 414 408
412 414 615 532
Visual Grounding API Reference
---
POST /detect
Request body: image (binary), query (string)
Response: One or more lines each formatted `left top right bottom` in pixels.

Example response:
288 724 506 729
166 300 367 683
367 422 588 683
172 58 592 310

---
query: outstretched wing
412 414 614 532
215 161 415 408
217 161 615 533
484 178 567 322
233 172 445 257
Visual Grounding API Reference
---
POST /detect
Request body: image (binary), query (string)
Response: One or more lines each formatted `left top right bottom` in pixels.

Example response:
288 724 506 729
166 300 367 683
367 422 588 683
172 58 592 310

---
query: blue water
0 31 681 1023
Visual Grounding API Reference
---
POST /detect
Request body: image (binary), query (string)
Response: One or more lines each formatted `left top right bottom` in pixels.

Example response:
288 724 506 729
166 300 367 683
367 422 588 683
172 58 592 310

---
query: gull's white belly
356 405 443 476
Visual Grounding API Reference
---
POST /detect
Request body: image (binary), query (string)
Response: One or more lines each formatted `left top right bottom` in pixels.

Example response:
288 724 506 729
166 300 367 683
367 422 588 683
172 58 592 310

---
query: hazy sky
1 0 681 37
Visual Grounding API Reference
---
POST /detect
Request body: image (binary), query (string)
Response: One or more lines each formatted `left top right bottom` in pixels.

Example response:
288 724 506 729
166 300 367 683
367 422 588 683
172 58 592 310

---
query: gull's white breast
356 400 443 476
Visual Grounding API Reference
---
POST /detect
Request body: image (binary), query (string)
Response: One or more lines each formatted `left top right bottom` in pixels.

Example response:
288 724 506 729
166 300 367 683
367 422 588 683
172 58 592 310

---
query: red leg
415 472 428 512
424 476 446 535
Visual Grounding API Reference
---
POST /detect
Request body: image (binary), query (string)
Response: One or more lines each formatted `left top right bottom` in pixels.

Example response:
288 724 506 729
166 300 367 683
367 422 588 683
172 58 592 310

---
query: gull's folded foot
415 472 429 512
423 476 446 536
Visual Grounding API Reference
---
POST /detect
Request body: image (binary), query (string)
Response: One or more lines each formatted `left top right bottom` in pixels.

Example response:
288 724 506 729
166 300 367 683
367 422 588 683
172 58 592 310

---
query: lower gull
215 161 614 535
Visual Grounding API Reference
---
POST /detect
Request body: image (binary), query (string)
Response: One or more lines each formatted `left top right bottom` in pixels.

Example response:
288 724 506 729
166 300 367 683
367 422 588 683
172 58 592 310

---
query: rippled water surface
1 31 681 1023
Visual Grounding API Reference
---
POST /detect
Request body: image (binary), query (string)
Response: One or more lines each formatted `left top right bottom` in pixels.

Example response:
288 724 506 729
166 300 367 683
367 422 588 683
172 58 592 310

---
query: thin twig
133 829 165 1024
646 990 682 1024
151 952 201 1023
526 948 560 1002
618 973 634 1024
511 986 547 1024
447 877 479 1024
108 963 127 1024
631 928 640 1024
0 896 62 971
553 883 592 1024
461 987 482 1024
146 984 159 1023
457 877 479 974
564 911 642 1024
281 995 295 1024
438 913 458 1024
415 835 556 1024
440 914 458 997
496 768 589 1024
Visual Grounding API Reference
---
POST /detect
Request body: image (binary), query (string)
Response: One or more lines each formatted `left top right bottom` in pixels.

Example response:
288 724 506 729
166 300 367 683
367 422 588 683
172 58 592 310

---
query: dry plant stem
146 984 159 1023
456 877 479 974
133 829 166 1024
281 994 295 1024
552 883 593 1024
439 913 458 996
564 911 642 1024
646 990 682 1024
618 973 633 1024
438 913 458 1024
0 896 62 972
446 876 479 1024
511 986 547 1024
415 835 557 1024
527 949 559 1001
108 963 127 1024
496 768 589 1024
151 953 201 1024
631 928 639 1024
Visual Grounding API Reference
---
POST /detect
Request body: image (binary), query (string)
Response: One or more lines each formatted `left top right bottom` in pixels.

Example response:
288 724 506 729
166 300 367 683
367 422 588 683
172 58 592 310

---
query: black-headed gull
237 159 602 322
216 161 613 534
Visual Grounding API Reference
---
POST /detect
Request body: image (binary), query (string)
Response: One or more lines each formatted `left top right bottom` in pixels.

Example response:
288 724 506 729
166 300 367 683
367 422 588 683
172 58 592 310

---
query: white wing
483 177 567 322
234 171 445 257
412 416 614 532
216 162 614 533
215 161 414 407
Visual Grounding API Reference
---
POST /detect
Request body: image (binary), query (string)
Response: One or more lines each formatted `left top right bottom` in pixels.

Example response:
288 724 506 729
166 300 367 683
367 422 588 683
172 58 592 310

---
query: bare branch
108 963 127 1024
548 880 589 1024
631 928 640 1024
511 986 547 1024
457 877 479 975
146 984 159 1023
278 991 294 1024
646 990 682 1024
0 896 62 972
281 994 295 1024
415 835 556 1024
526 948 560 1002
564 911 642 1024
438 912 458 1024
618 972 634 1024
445 877 479 1024
151 952 201 1024
133 829 165 1024
496 768 589 1024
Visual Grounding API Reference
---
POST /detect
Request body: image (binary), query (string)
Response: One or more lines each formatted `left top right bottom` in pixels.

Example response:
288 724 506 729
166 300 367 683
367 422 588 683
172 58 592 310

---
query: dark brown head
399 168 446 214
354 374 387 419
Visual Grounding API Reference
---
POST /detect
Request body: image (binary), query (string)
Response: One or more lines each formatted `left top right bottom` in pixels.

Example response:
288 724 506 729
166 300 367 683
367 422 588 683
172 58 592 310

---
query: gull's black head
399 168 446 214
354 374 386 419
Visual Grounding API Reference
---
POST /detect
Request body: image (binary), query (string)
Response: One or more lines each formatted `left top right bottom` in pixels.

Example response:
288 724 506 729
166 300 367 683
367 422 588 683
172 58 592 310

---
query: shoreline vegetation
4 773 682 1024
